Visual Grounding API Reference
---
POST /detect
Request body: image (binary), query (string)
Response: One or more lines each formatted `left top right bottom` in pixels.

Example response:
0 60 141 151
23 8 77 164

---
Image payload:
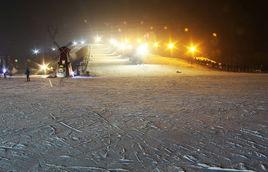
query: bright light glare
137 38 142 43
32 49 40 55
39 63 49 73
118 43 127 51
124 38 129 43
127 44 133 50
51 47 56 51
109 38 118 46
167 42 175 50
137 43 149 56
187 44 199 55
80 40 86 45
3 68 7 73
116 41 133 51
95 35 102 43
72 41 78 46
153 42 160 48
189 46 197 53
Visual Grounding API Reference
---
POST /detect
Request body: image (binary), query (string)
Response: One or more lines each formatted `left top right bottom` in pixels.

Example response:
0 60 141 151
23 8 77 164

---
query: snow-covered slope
0 73 267 171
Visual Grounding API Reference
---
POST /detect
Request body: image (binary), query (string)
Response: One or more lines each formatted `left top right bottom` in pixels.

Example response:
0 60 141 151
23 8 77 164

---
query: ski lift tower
48 26 73 77
58 46 72 77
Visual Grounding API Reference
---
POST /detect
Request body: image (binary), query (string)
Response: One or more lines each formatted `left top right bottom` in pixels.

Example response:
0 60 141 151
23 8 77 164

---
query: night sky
0 0 267 65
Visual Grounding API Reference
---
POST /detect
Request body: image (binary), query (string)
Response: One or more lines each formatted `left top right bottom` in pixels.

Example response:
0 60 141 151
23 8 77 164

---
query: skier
25 67 30 82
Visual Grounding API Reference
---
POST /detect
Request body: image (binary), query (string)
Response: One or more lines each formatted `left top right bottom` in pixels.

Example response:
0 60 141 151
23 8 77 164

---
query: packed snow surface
0 72 267 172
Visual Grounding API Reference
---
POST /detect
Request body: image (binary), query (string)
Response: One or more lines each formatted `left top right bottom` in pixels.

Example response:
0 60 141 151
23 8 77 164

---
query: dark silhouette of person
3 71 7 79
25 67 30 82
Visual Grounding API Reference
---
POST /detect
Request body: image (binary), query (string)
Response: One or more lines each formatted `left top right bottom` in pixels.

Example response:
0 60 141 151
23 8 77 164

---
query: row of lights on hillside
32 47 57 55
31 32 209 58
108 36 200 57
31 28 217 56
72 40 86 46
32 39 88 55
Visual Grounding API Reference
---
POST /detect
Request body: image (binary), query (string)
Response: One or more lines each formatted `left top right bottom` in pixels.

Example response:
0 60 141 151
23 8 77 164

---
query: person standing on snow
3 71 7 79
25 67 30 82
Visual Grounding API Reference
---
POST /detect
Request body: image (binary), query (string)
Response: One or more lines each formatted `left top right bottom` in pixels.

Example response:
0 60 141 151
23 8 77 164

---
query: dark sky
0 0 267 64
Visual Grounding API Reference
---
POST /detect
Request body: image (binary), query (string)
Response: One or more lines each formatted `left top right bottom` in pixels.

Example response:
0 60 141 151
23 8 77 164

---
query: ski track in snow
0 74 267 172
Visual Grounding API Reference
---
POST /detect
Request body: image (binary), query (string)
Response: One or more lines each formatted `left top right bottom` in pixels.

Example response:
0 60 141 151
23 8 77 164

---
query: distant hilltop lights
28 23 222 66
